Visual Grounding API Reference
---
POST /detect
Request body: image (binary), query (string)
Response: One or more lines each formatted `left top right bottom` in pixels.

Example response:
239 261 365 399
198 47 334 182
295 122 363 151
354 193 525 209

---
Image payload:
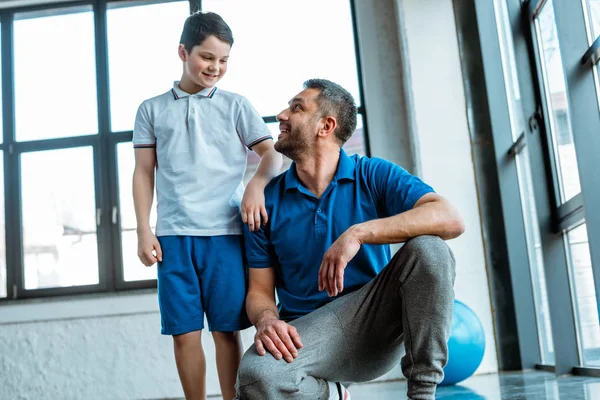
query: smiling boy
132 12 282 400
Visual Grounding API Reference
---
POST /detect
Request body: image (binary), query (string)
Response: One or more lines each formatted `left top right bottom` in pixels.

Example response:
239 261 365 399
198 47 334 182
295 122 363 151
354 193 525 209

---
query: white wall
0 0 499 399
398 0 499 375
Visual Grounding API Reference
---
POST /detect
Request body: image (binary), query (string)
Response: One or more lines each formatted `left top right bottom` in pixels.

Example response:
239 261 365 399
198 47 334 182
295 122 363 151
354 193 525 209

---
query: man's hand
137 228 162 266
254 314 303 363
242 180 268 232
318 228 362 297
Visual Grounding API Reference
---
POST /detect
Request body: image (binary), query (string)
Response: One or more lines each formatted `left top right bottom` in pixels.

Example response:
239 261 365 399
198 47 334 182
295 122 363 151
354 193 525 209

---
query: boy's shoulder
213 88 248 105
139 89 176 110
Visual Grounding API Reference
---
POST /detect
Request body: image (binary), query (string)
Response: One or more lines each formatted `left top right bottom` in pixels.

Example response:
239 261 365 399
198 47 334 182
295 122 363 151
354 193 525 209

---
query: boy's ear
178 44 187 62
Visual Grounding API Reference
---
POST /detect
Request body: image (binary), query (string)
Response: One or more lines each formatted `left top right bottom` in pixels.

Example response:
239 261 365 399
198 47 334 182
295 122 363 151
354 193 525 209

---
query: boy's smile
178 35 230 93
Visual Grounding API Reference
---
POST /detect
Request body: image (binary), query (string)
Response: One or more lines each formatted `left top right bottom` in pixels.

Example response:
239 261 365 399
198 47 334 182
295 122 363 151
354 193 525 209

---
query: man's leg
235 301 350 399
173 331 206 400
329 235 456 399
236 235 455 400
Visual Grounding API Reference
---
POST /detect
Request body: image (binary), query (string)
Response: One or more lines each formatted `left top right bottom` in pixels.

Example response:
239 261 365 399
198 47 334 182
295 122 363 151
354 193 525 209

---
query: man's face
275 88 322 159
179 35 230 89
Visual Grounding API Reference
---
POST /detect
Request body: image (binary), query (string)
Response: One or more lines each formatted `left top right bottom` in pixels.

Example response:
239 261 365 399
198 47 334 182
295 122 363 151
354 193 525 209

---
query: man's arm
318 193 464 296
133 148 162 266
351 192 464 244
247 267 303 363
242 140 283 231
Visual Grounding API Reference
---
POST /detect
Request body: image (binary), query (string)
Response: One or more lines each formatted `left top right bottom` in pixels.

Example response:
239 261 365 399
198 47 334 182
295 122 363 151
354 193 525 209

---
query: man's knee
236 347 289 398
403 235 456 281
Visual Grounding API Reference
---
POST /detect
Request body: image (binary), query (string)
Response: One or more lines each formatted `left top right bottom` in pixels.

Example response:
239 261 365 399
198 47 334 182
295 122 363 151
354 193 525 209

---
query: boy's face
179 35 230 89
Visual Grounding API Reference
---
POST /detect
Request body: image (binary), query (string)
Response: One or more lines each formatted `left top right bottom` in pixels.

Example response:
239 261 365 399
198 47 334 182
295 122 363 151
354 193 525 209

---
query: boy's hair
180 12 234 53
304 79 358 145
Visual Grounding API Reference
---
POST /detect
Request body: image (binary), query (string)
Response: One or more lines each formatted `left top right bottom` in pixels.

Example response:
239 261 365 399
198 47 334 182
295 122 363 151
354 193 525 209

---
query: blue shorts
156 235 251 335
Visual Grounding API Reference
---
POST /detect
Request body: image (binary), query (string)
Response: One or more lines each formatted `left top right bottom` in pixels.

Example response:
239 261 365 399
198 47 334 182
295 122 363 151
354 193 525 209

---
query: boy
132 12 282 400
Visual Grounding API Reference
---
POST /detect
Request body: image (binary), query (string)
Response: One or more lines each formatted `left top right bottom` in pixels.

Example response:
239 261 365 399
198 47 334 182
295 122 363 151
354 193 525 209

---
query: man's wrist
348 223 366 244
256 310 279 326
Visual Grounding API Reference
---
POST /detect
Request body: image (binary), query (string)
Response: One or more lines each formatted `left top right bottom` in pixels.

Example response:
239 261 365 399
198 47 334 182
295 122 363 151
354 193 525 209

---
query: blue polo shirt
244 149 434 320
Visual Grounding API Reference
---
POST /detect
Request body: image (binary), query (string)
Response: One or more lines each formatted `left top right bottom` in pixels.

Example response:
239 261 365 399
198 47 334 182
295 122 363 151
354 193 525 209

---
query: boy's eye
292 104 301 111
220 59 228 64
202 56 212 60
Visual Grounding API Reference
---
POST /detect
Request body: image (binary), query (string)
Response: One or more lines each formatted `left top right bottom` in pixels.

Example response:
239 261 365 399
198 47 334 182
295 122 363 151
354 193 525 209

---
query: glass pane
536 0 582 203
494 0 554 363
517 151 555 363
0 25 3 145
0 152 5 298
21 147 98 289
566 223 600 367
584 0 600 113
585 0 600 42
117 142 157 282
14 8 98 141
108 1 190 132
243 115 366 185
202 0 361 116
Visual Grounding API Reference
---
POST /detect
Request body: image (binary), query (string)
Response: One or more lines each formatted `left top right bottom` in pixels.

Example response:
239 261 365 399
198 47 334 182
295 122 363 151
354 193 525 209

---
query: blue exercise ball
440 300 486 386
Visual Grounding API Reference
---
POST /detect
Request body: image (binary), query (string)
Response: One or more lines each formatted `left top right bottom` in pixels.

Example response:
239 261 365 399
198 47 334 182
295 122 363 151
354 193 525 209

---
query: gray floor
207 371 600 399
348 370 600 399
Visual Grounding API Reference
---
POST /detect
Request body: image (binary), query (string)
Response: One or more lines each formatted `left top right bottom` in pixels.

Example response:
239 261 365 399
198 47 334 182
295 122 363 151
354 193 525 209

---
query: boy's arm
133 148 162 265
242 140 282 231
247 267 303 363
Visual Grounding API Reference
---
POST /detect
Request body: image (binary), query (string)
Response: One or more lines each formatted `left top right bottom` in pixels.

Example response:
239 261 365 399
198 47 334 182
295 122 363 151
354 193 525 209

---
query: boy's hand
137 228 163 266
242 180 268 232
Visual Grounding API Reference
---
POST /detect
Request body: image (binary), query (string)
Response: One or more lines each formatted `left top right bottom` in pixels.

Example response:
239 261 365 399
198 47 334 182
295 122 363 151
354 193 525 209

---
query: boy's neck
178 76 210 95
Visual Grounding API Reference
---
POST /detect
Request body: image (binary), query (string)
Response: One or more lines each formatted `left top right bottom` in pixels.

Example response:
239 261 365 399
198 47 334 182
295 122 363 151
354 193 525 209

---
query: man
236 79 464 400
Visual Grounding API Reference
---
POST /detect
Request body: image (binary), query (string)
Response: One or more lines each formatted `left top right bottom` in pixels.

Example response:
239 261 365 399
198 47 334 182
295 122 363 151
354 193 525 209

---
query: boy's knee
173 330 202 349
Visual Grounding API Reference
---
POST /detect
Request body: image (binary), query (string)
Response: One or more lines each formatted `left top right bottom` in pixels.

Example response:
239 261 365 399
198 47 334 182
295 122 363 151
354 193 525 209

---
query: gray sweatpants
235 235 456 400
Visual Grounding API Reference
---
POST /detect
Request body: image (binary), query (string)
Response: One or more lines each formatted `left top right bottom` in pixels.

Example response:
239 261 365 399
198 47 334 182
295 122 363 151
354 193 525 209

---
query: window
107 1 190 132
202 0 362 117
535 0 582 203
117 142 157 282
21 147 98 290
14 7 98 142
0 0 368 301
0 152 5 298
566 223 600 367
584 0 600 112
494 0 554 363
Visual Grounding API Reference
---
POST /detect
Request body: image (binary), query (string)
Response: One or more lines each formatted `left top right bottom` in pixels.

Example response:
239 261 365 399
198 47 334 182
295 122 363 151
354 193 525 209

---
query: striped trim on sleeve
133 143 156 148
247 135 273 150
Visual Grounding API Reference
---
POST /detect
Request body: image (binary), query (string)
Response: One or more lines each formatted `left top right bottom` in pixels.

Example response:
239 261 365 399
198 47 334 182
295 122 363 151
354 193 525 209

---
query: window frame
0 0 370 301
470 0 600 375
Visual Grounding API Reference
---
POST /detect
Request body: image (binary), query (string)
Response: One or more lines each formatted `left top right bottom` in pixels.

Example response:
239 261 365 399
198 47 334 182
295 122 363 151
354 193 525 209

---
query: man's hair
303 79 357 145
180 12 234 53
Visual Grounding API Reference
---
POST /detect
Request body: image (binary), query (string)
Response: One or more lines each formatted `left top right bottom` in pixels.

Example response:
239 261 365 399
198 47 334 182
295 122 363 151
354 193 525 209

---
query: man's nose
277 109 288 121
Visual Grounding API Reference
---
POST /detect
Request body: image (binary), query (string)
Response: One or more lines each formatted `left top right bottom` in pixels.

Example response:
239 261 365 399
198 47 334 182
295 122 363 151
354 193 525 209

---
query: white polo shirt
133 82 272 237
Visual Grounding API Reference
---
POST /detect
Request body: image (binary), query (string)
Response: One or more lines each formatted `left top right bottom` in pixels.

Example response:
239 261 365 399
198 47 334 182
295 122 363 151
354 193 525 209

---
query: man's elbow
445 214 465 240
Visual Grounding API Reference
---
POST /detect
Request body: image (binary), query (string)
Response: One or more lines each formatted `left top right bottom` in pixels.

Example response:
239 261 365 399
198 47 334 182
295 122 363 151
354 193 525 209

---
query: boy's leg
198 235 251 400
157 236 207 400
174 331 206 400
212 331 243 400
235 235 455 400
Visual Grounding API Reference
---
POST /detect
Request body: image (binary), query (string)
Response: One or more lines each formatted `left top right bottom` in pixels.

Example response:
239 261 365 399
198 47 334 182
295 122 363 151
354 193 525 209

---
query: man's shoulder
263 170 288 201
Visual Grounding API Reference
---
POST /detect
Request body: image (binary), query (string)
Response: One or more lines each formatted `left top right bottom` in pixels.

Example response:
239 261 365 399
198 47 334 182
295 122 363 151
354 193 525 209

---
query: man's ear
318 115 337 139
178 44 188 62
